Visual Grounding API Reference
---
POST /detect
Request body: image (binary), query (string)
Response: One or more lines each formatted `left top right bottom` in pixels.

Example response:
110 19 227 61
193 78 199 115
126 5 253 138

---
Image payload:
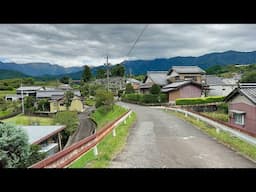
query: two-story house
166 66 206 83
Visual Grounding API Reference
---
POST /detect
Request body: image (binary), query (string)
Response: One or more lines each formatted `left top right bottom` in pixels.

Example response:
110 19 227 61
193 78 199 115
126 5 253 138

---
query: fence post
216 128 220 134
113 128 116 137
93 145 98 156
185 111 188 117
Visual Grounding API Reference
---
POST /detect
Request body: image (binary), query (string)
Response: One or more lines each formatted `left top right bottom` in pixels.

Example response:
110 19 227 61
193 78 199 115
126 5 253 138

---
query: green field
3 114 54 125
0 90 15 98
69 112 136 168
91 105 128 129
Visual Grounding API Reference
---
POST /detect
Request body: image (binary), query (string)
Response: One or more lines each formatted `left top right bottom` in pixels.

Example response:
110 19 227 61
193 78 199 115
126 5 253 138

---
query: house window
234 113 245 125
175 76 180 81
184 76 197 81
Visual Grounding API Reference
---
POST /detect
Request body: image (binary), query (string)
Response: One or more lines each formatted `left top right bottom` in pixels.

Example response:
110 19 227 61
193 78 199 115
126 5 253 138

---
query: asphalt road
109 102 256 168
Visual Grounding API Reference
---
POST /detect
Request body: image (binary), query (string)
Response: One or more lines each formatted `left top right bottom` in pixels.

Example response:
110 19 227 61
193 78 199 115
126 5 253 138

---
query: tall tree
96 68 106 79
60 76 70 84
64 91 74 109
110 64 125 77
82 65 92 83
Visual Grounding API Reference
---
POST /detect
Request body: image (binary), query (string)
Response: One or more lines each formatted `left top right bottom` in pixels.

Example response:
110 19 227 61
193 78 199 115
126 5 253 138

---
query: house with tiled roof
225 83 256 134
167 66 206 84
205 75 238 96
140 66 206 102
161 80 202 103
140 71 168 94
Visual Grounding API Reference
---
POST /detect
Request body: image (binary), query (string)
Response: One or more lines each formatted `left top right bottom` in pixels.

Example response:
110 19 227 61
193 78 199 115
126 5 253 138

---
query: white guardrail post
93 145 98 156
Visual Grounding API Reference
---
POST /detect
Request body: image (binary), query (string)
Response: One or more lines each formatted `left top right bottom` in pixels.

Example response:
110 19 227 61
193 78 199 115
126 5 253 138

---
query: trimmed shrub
176 96 225 105
159 94 168 103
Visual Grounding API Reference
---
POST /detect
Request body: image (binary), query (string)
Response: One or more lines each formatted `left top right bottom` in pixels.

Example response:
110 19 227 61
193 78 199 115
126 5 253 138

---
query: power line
126 24 149 58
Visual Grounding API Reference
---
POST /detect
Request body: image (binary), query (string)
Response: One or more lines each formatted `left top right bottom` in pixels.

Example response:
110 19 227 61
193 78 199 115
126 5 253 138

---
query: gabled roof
167 66 206 75
225 83 256 105
143 71 168 86
161 80 201 92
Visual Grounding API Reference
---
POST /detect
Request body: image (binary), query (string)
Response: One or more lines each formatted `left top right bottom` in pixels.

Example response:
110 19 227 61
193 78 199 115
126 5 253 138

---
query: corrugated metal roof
17 86 43 91
146 71 168 86
21 125 65 144
36 90 81 98
168 66 206 75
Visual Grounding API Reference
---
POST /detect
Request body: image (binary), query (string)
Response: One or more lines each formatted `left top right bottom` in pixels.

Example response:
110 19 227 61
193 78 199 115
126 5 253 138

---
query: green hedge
176 96 225 105
122 93 167 104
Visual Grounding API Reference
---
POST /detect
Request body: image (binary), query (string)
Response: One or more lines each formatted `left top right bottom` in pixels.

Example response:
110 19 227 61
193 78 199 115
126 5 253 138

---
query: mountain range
1 50 256 80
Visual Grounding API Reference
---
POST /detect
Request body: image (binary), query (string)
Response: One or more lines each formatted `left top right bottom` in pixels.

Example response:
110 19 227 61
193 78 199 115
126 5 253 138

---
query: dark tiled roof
225 83 256 104
206 75 225 85
145 71 168 86
168 66 206 75
161 80 201 93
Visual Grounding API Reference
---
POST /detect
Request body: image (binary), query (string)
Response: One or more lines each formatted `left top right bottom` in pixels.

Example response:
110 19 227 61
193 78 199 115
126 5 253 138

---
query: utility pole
21 83 24 114
104 56 110 92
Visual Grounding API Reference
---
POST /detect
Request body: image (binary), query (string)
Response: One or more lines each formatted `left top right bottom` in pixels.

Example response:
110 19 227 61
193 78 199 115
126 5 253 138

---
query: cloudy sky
0 24 256 67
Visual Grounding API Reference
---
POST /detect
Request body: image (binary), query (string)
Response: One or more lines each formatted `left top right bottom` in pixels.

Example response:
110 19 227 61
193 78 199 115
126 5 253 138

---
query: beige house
167 66 206 84
49 95 83 113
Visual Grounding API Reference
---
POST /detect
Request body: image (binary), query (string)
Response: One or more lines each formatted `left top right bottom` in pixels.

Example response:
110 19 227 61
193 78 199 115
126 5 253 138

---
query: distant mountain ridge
0 62 83 76
1 50 256 79
0 69 28 80
121 50 256 75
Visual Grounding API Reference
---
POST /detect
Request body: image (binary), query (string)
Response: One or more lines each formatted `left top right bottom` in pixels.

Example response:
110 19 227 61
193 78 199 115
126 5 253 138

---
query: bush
159 94 168 103
122 93 168 104
150 84 161 95
53 111 79 146
95 89 114 110
176 96 225 105
125 83 134 94
0 123 30 168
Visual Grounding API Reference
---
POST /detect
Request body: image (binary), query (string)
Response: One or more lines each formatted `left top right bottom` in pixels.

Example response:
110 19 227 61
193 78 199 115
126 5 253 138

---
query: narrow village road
109 102 256 168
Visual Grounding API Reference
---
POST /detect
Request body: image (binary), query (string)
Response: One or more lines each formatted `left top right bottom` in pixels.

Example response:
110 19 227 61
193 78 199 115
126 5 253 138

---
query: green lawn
69 112 136 168
91 105 128 129
0 90 15 98
3 114 54 125
201 112 229 122
165 110 256 161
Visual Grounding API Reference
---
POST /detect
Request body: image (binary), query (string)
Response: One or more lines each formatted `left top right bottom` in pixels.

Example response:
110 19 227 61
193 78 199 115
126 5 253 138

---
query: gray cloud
0 24 256 67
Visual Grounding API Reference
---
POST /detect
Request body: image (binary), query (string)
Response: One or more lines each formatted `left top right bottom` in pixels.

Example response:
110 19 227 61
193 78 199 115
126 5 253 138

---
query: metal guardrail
29 109 132 168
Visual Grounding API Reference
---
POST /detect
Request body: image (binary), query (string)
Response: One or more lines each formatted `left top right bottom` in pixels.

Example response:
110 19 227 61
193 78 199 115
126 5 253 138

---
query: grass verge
69 112 136 168
165 110 256 162
201 112 229 122
91 104 128 129
3 114 54 125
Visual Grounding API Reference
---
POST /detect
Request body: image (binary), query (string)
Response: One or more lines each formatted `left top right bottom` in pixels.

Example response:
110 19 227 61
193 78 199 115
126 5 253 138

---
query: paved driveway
109 102 256 168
